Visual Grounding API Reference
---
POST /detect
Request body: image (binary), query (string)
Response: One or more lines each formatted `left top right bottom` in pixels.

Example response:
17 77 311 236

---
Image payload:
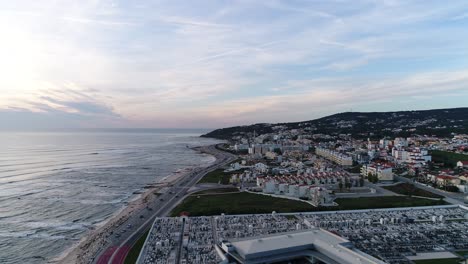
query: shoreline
54 146 217 264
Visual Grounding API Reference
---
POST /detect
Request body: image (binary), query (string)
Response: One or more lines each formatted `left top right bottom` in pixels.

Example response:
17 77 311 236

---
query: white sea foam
0 131 221 264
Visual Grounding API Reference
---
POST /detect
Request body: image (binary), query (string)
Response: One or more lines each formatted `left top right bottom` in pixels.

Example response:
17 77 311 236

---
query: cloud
0 0 468 128
451 12 468 20
157 15 231 28
61 16 137 26
180 69 468 126
39 96 118 116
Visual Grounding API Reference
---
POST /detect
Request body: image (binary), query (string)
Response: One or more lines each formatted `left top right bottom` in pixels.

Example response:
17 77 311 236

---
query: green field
456 250 468 256
194 187 239 195
430 150 468 167
124 229 149 264
334 196 447 210
170 192 314 216
383 183 443 198
170 191 449 217
412 258 461 264
197 169 233 184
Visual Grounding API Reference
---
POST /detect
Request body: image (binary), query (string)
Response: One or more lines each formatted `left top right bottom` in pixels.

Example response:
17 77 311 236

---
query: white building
361 164 394 181
264 179 277 194
394 137 409 147
222 229 385 264
457 161 468 168
316 147 353 166
392 147 431 165
234 144 249 151
310 187 333 206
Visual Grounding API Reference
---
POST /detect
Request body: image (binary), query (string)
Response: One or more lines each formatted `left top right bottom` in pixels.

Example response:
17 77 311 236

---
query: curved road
91 144 236 264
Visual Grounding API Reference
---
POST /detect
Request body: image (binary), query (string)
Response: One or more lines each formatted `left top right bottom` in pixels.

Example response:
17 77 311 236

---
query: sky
1 0 468 129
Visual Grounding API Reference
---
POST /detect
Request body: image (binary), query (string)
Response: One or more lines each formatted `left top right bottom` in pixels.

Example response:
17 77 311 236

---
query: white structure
392 147 431 165
361 164 394 181
234 144 249 151
316 147 353 166
310 187 333 206
254 163 268 173
457 161 468 168
223 229 385 264
394 137 409 147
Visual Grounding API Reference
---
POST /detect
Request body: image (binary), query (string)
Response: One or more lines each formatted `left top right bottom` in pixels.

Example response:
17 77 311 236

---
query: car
160 198 164 201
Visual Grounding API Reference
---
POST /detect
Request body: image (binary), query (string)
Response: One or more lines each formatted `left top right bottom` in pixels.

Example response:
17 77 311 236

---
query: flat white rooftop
228 229 385 264
407 251 459 260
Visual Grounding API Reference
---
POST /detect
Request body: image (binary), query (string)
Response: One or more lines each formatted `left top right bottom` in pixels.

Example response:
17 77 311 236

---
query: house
361 163 394 181
435 175 461 187
456 161 468 168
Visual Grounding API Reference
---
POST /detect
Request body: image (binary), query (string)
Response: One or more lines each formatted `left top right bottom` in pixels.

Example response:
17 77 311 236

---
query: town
223 131 468 207
135 111 468 264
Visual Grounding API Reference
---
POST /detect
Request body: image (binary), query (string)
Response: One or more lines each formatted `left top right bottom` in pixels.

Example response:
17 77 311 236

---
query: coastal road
92 144 237 264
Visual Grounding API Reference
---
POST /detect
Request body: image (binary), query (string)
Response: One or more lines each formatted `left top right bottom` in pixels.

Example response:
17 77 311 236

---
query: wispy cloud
451 12 468 20
61 16 137 26
157 15 231 28
0 0 467 128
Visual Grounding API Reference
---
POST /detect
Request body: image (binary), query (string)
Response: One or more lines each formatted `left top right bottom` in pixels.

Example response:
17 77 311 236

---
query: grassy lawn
170 191 449 217
170 192 314 216
198 169 241 184
383 183 444 198
430 150 468 167
413 258 461 264
456 250 468 256
194 187 239 195
124 229 149 264
334 196 448 210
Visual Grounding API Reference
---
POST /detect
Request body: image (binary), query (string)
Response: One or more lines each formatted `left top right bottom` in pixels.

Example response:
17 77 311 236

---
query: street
91 144 237 264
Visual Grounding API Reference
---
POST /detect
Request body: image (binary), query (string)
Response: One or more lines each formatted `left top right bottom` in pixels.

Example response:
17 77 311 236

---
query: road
92 144 236 264
396 175 467 205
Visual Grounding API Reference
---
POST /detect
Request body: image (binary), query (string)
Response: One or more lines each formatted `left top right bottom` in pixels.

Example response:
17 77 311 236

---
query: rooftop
229 229 384 264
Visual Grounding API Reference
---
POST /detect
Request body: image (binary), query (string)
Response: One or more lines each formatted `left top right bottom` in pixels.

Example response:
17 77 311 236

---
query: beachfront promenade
60 144 237 264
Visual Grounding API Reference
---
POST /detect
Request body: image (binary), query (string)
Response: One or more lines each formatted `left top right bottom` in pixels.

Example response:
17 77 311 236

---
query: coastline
55 146 217 264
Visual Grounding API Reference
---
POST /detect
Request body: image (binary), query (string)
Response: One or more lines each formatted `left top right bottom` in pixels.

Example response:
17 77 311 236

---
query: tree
427 161 434 171
345 181 352 189
338 181 343 191
359 176 365 187
344 178 352 189
367 173 378 184
374 175 379 183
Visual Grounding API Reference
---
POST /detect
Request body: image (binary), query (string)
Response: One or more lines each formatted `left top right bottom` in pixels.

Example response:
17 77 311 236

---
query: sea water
0 129 220 263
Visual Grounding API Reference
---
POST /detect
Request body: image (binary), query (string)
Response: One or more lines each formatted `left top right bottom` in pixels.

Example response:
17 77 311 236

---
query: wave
0 231 67 240
0 132 221 263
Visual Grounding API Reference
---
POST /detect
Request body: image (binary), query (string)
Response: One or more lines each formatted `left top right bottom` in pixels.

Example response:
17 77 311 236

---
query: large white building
392 147 431 165
361 163 394 181
316 147 353 166
223 229 385 264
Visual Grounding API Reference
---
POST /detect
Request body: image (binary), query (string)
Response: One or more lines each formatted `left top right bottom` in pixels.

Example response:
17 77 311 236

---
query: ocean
0 130 220 264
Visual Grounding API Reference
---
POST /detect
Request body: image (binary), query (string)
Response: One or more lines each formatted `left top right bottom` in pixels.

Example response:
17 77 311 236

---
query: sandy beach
55 147 215 264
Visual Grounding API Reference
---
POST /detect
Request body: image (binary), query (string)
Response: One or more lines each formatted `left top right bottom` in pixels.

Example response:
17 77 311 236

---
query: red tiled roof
437 175 456 180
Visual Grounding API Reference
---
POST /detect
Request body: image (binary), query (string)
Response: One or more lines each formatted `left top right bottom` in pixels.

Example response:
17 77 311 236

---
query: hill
201 107 468 140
